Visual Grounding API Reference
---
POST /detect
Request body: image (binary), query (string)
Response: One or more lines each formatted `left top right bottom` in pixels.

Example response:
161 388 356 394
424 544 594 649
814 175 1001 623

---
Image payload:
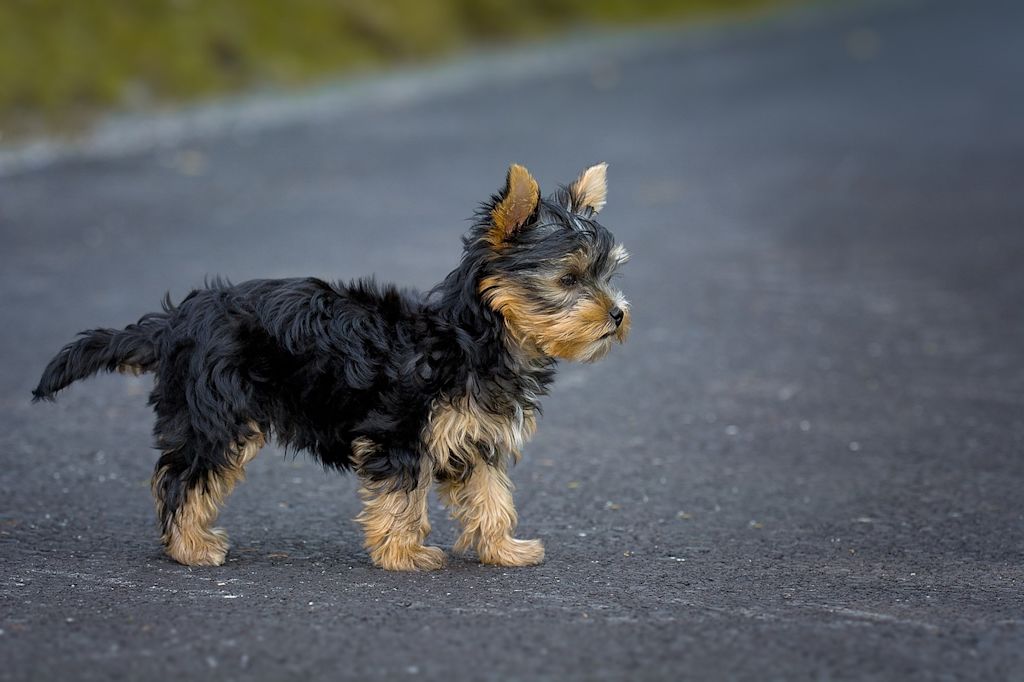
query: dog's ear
491 164 540 242
569 162 608 214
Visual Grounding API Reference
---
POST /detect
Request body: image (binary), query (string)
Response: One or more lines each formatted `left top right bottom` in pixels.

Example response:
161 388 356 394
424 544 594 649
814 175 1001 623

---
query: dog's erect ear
491 164 540 242
569 162 608 214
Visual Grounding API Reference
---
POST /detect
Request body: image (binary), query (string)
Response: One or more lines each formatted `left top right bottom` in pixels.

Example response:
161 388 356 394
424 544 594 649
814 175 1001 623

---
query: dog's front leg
353 440 445 571
438 457 544 567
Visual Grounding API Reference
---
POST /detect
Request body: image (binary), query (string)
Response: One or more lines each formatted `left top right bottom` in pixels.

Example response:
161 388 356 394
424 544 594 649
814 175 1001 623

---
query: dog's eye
559 274 578 287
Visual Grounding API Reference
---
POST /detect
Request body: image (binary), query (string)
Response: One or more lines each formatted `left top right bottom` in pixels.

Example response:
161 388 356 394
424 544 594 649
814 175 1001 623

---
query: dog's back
34 276 419 400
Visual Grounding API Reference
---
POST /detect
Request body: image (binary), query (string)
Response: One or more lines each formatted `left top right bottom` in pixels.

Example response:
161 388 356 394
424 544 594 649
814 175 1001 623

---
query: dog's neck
428 255 556 414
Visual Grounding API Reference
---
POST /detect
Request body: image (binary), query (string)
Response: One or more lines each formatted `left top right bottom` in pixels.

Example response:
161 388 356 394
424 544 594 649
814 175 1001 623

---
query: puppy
34 163 630 570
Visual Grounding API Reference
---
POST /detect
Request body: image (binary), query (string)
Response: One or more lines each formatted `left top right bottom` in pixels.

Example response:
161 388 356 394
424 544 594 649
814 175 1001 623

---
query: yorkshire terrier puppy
33 163 630 570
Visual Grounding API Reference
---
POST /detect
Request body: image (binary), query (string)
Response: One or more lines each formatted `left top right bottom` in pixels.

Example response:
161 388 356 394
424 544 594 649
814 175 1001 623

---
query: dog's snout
609 306 624 327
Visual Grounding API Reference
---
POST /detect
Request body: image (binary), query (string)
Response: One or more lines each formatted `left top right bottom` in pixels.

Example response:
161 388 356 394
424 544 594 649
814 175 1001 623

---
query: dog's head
476 163 630 362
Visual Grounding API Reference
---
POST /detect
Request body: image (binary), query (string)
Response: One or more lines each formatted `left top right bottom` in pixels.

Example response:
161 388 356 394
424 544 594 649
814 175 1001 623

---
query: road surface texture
2 0 1022 679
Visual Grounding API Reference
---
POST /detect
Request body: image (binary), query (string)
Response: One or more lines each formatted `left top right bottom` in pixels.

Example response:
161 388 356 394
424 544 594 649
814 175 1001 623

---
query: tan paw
478 537 545 567
371 543 447 571
165 527 229 566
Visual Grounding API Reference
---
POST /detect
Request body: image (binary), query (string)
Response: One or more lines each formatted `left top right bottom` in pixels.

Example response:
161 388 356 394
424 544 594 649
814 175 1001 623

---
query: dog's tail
32 312 168 402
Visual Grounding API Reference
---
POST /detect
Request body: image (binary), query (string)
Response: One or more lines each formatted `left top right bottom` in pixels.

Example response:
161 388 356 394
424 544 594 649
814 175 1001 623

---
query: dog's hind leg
152 425 264 566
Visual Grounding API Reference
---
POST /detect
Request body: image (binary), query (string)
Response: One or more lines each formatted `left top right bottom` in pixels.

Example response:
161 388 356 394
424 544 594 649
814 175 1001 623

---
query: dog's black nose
609 306 624 327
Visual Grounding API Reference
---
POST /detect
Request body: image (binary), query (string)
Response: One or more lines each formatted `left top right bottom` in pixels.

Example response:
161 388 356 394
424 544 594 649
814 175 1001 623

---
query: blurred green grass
0 0 789 137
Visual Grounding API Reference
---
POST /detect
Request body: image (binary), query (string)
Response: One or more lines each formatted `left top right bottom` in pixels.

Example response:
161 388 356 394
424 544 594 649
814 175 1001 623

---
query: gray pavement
2 0 1023 679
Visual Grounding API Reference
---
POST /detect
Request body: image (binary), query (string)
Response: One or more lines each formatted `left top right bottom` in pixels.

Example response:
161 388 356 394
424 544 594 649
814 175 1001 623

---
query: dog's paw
165 527 229 567
372 543 447 571
478 537 545 567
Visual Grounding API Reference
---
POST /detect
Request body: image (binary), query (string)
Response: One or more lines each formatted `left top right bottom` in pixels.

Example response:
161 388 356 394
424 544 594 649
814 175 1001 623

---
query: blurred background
2 0 1023 680
0 0 784 138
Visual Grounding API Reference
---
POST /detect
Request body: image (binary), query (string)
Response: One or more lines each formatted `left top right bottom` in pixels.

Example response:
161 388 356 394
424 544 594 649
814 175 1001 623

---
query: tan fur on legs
155 427 264 567
439 461 544 567
354 441 445 571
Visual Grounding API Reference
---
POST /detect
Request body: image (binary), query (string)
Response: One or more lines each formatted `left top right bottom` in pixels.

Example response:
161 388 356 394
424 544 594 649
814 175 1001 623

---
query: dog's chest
423 395 536 475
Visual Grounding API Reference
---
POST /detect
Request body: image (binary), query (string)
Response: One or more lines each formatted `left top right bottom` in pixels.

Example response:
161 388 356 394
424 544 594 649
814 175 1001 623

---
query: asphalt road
2 0 1023 679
